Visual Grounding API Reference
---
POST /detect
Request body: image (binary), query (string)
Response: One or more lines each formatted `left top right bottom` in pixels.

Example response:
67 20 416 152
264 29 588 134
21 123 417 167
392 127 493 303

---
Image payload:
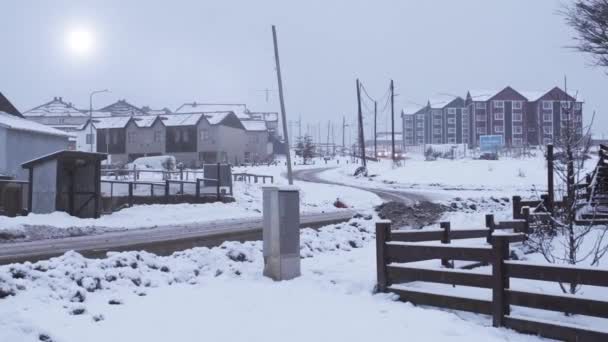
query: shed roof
0 111 73 138
22 150 107 168
241 120 267 132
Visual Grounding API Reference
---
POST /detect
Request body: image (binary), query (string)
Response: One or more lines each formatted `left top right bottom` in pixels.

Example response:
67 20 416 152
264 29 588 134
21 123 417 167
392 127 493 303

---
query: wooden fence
376 220 608 341
232 173 274 184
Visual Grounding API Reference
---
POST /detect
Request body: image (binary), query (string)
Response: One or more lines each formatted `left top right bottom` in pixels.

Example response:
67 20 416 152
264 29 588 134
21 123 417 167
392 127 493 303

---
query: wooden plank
496 220 526 232
504 315 608 342
388 286 492 315
449 229 488 240
505 261 608 287
387 265 492 288
386 243 493 263
376 221 391 292
390 230 443 242
506 290 608 319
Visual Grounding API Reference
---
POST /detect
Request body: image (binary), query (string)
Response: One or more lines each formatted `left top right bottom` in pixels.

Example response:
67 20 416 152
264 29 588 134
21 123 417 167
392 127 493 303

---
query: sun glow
67 28 94 57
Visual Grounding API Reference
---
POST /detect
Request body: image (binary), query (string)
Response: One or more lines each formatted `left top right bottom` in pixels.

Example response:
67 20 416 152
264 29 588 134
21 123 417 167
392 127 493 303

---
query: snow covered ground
1 216 544 342
0 160 381 236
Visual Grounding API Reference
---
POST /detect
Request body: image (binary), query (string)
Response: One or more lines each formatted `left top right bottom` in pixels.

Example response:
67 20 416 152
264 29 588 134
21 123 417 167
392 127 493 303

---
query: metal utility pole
89 89 109 152
374 100 378 158
298 115 302 139
356 79 366 167
271 25 293 184
326 120 331 156
342 116 347 155
390 79 395 161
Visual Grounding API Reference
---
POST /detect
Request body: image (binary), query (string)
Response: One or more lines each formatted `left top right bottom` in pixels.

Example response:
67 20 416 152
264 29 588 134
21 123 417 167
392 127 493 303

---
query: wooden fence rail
376 220 608 341
232 173 274 184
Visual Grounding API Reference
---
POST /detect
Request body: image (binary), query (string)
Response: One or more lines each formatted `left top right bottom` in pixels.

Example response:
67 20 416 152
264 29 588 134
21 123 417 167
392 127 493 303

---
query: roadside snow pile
0 215 376 303
127 155 175 170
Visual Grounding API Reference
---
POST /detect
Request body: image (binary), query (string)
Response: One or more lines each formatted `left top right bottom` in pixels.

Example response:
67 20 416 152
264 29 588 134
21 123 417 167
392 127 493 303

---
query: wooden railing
376 220 608 341
232 173 274 184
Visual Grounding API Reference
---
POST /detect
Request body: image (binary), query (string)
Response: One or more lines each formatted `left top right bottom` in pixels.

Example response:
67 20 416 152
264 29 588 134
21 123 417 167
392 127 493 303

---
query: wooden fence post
522 207 531 234
376 220 392 293
216 162 221 201
491 235 510 327
512 195 522 219
485 214 495 244
128 182 134 207
164 180 170 204
440 222 452 268
196 179 201 199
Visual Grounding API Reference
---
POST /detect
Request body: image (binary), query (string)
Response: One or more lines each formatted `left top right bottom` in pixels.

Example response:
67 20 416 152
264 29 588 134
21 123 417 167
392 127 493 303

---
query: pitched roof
402 104 424 115
466 90 499 102
22 150 107 168
0 92 22 117
0 111 73 137
249 112 278 122
98 100 146 116
241 120 267 132
175 103 250 119
93 116 132 129
520 87 584 102
131 115 162 128
159 113 204 127
23 97 85 117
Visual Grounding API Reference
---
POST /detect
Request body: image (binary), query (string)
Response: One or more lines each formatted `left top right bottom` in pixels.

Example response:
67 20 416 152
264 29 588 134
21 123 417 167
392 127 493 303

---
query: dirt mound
375 201 447 229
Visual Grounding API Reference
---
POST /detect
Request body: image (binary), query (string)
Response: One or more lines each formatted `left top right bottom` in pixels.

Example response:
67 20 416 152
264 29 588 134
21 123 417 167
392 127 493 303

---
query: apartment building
403 86 583 148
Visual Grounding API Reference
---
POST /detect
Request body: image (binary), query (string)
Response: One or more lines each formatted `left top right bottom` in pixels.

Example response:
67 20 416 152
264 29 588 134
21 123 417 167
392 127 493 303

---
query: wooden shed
22 150 107 218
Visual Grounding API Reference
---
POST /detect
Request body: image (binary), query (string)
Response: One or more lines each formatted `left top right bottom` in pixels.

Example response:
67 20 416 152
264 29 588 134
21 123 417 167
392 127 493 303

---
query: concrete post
262 185 301 281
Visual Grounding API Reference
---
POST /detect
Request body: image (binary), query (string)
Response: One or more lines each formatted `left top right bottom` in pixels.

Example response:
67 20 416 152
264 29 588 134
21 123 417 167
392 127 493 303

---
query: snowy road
0 210 354 265
293 167 428 205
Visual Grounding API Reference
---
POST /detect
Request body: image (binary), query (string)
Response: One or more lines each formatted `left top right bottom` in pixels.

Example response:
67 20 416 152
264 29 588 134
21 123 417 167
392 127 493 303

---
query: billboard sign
479 135 503 153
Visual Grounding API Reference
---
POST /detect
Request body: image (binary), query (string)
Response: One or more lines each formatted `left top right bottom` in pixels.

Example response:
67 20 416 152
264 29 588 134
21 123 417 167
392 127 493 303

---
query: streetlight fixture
89 89 109 152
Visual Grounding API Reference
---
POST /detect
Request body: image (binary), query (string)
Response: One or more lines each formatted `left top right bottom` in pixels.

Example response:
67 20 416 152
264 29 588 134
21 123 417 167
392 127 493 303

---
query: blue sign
479 135 503 153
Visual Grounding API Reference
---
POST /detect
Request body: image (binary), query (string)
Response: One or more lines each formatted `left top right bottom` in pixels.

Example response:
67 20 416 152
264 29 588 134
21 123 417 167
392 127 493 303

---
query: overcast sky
2 0 607 140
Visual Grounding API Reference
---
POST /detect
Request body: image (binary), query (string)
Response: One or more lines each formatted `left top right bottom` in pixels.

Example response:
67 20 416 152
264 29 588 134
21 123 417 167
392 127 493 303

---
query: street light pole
89 89 109 152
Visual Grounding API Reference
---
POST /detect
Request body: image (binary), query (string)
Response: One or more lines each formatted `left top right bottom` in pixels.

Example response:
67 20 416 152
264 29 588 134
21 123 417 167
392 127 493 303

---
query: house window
447 118 456 124
543 113 553 122
543 126 553 135
494 101 504 109
513 113 522 121
575 115 582 122
154 131 162 142
448 137 456 143
86 133 95 144
200 129 209 141
574 103 582 110
513 101 522 110
128 132 136 143
543 138 552 145
417 131 423 137
433 110 442 115
417 114 424 119
433 119 441 125
417 138 423 144
476 127 486 134
447 127 456 134
494 112 504 120
561 112 571 121
513 126 523 134
433 128 441 135
416 122 423 128
462 108 468 115
512 138 523 146
476 114 486 121
542 101 552 110
476 102 485 109
494 125 504 133
447 108 456 114
560 101 570 109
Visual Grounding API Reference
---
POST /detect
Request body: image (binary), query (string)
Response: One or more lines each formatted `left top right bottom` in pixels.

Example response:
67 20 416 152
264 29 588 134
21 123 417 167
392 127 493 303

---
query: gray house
0 111 72 180
125 115 166 161
204 112 247 165
241 120 273 163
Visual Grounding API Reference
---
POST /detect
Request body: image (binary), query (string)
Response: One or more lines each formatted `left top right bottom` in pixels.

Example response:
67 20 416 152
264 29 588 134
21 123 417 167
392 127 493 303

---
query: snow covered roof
249 112 278 122
466 90 498 102
131 115 161 128
520 87 584 102
402 104 424 115
241 120 267 132
93 116 132 129
0 111 73 137
159 113 204 127
98 100 146 116
204 112 231 125
23 97 85 117
0 92 22 117
175 103 251 119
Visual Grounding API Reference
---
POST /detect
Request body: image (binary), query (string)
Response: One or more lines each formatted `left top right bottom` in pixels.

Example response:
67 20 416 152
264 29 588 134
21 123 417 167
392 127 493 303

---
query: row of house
402 86 584 148
23 98 281 166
